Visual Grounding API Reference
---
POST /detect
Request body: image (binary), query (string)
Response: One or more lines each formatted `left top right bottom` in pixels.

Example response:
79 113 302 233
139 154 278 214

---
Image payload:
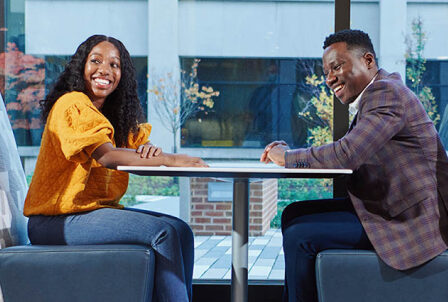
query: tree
405 17 440 126
298 74 334 146
0 42 45 145
148 59 219 152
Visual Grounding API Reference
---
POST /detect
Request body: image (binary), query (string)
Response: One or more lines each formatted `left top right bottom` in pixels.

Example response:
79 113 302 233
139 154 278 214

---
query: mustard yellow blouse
24 91 151 216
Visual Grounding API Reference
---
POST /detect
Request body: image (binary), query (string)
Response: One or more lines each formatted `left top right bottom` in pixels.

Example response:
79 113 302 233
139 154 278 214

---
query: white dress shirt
348 74 378 115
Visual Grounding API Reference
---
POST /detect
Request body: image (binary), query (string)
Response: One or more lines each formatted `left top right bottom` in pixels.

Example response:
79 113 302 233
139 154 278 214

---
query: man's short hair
323 29 376 61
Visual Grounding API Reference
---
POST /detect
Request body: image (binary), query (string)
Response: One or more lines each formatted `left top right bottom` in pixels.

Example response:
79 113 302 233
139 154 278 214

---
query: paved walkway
134 196 285 280
193 228 284 280
131 197 285 281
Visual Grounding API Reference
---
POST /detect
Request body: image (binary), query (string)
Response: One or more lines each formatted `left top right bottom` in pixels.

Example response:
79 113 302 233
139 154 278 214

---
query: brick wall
190 178 278 236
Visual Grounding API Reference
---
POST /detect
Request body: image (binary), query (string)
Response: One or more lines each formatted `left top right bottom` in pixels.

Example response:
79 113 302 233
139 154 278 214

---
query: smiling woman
23 35 206 302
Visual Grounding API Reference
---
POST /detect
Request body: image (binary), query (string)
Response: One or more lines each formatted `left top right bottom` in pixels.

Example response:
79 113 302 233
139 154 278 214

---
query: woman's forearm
92 142 207 169
92 143 172 169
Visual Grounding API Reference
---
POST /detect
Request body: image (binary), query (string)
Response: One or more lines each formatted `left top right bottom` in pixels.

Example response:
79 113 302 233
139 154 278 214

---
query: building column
148 0 191 222
378 0 407 80
147 0 179 153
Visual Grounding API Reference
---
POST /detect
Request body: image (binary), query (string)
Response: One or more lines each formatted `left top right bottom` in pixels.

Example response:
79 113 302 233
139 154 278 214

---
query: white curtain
0 94 28 248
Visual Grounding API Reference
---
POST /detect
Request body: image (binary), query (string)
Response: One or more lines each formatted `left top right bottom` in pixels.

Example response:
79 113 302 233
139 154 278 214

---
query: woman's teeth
95 78 110 85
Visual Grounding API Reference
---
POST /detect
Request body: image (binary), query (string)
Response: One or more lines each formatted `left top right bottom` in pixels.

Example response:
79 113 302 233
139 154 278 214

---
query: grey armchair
316 249 448 302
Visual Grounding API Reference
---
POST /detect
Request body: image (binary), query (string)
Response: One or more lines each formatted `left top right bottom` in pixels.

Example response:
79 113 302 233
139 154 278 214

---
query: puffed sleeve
127 123 152 149
49 95 114 163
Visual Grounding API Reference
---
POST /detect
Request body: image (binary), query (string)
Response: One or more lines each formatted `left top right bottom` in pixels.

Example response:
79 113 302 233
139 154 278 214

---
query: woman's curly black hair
41 34 145 147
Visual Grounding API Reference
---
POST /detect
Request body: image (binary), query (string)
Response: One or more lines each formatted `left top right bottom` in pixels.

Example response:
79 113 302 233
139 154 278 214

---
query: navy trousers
281 198 373 302
28 207 194 302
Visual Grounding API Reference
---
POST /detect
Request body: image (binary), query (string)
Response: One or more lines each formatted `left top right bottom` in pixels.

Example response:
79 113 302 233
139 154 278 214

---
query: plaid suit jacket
285 69 448 270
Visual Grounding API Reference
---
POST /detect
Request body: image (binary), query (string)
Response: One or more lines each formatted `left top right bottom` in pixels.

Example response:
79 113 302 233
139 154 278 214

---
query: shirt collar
348 74 378 115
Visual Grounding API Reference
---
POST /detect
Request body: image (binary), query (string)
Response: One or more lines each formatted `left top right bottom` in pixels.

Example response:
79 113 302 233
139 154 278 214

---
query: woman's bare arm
92 142 207 169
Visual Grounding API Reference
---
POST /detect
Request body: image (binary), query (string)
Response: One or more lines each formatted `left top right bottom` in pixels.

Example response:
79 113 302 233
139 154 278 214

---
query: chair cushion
0 244 155 302
316 249 448 302
0 95 28 247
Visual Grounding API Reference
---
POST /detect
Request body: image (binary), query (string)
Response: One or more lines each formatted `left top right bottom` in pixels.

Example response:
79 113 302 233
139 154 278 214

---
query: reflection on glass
180 58 330 149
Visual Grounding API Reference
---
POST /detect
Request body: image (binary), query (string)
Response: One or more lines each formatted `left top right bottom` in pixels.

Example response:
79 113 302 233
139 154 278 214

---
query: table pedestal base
231 178 249 302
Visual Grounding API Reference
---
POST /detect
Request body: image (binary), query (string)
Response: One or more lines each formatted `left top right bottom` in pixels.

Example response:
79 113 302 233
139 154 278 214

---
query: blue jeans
281 198 373 302
28 207 194 302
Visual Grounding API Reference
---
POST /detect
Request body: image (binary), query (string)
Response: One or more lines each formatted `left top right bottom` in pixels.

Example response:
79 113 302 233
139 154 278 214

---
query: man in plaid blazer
261 29 448 302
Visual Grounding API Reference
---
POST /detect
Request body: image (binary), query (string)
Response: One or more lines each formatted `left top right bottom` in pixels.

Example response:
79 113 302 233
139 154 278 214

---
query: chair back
0 94 28 247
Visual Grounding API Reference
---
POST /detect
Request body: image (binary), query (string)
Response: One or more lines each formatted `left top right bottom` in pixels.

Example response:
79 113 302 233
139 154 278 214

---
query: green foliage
121 174 179 207
271 200 291 230
298 74 334 146
278 178 333 201
405 17 440 125
271 179 333 228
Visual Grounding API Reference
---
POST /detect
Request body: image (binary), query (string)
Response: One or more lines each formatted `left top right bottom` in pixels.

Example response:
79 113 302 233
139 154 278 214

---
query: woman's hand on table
136 142 162 158
165 153 209 167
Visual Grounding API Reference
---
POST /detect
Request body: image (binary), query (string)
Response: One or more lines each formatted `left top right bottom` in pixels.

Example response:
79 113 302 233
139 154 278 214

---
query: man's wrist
283 149 290 167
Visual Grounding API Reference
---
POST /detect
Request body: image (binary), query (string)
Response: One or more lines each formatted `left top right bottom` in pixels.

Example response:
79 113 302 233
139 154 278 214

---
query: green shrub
278 178 332 201
270 178 333 229
121 174 179 207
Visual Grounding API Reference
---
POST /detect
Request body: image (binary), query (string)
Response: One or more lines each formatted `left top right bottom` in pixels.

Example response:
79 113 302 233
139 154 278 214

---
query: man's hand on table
260 140 290 167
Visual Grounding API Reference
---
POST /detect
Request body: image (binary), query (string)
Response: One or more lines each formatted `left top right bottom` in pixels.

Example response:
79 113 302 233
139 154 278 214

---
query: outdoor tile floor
132 198 285 281
193 228 284 280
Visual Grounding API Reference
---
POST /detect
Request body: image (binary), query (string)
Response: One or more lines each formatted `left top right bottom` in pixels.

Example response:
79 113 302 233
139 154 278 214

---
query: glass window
180 58 325 149
415 60 448 148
